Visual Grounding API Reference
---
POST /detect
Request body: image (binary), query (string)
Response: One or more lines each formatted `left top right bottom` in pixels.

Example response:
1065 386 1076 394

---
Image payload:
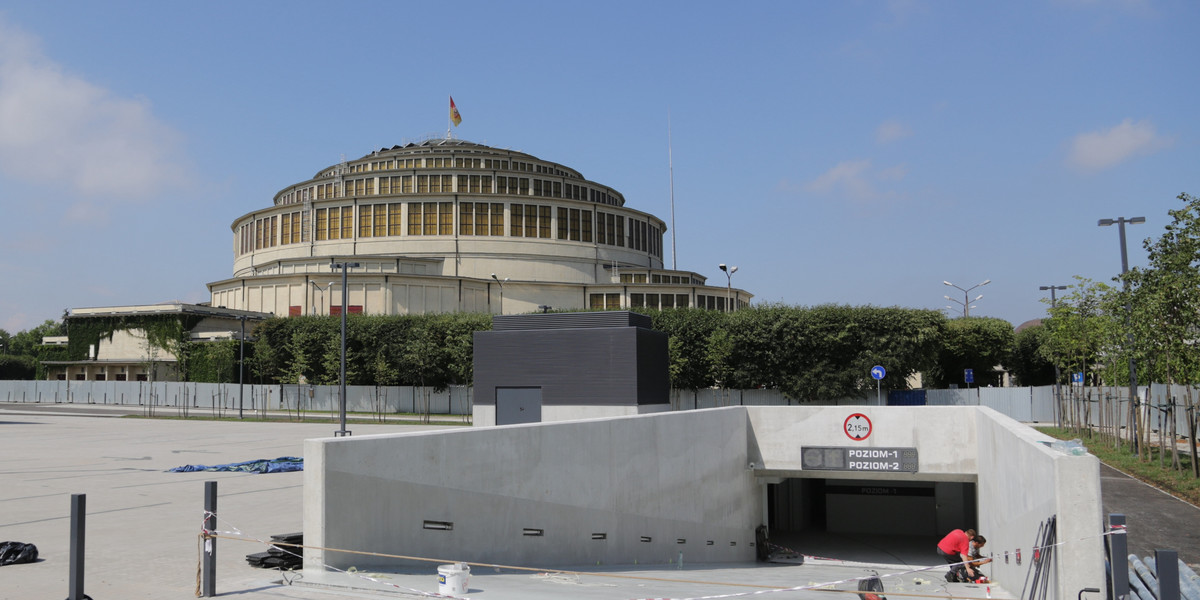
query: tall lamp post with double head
719 264 738 313
943 279 990 318
490 273 508 314
1040 284 1069 425
1098 216 1145 453
332 261 360 437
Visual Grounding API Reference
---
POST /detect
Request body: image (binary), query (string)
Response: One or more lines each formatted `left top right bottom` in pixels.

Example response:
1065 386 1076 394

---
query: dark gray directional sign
801 447 919 473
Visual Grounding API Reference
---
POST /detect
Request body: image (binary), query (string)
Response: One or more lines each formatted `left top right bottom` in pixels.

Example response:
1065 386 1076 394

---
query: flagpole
668 111 677 271
447 94 452 139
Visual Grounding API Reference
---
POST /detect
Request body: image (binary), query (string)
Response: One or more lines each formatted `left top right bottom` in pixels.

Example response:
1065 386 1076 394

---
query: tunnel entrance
765 477 977 564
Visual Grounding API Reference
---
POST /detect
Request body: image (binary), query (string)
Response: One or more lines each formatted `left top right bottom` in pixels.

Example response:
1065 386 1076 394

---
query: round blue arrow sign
870 365 886 380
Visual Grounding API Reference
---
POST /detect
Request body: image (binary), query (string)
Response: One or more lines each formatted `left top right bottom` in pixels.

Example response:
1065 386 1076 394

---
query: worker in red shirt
937 528 985 582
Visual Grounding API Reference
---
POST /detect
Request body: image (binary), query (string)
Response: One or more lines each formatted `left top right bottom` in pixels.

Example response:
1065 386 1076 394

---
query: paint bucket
437 562 470 595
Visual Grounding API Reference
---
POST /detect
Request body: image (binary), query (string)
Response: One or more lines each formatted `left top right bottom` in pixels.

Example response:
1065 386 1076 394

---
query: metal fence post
202 481 217 597
68 493 85 600
1108 514 1129 600
1155 549 1180 600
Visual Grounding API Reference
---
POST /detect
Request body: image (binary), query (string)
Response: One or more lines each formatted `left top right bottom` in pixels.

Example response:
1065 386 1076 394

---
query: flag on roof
450 96 462 127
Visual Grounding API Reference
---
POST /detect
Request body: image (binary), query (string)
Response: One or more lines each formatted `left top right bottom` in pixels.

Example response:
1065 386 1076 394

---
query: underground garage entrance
764 477 978 563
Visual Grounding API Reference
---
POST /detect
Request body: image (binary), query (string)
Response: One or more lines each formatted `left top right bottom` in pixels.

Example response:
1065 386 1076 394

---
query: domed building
208 138 751 316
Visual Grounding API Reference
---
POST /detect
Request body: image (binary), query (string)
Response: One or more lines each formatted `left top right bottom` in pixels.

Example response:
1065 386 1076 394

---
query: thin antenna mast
668 112 677 271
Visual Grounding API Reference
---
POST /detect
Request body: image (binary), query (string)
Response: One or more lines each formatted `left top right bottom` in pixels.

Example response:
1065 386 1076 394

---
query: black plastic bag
0 541 38 566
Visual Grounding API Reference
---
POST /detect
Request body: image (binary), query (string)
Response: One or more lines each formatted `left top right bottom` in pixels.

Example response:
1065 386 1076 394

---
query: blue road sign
1072 372 1083 384
870 365 886 380
964 368 974 384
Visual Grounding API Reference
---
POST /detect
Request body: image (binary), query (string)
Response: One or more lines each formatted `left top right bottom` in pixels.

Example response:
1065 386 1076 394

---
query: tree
1122 193 1200 475
9 320 65 356
647 308 724 390
926 317 1014 389
1041 277 1122 434
0 355 36 380
1008 325 1057 386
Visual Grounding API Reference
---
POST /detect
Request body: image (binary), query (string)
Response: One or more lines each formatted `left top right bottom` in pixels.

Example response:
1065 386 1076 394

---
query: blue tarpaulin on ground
167 457 303 474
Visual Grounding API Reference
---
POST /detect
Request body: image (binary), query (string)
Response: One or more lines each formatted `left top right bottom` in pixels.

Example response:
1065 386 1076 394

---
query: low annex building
41 303 270 382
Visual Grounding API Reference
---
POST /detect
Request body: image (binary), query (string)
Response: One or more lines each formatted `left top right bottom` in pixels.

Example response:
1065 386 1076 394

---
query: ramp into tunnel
760 474 977 565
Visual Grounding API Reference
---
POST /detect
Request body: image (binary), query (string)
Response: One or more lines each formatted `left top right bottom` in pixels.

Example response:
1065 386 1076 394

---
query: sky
0 1 1197 333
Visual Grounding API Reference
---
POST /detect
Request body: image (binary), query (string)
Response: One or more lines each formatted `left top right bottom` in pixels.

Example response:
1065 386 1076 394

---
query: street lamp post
238 314 246 419
332 261 360 437
309 281 330 315
719 264 738 313
943 279 990 318
490 273 508 314
1098 216 1145 453
1040 284 1068 427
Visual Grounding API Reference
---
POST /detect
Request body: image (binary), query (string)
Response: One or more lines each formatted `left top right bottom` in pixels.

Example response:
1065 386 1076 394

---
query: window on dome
538 205 551 238
490 203 503 235
316 208 329 240
341 207 353 239
373 204 386 237
290 211 302 244
439 202 452 235
388 203 403 236
408 202 422 235
557 207 568 240
359 206 373 238
459 203 474 236
581 210 592 242
423 202 437 235
510 204 524 236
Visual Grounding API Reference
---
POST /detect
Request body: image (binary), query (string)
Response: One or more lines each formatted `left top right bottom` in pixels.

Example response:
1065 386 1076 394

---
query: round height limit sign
844 413 872 440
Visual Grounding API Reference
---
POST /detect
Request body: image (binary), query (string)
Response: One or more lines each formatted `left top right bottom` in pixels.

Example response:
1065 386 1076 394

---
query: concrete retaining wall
304 408 761 571
976 407 1105 597
303 405 1105 598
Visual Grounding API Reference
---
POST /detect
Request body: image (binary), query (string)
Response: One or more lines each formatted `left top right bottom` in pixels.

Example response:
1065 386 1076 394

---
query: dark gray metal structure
473 311 669 425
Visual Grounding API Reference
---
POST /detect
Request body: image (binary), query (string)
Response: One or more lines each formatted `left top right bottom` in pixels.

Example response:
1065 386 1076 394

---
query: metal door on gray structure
496 387 542 425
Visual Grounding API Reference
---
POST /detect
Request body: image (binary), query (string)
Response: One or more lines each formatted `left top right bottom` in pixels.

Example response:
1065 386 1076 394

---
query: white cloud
0 17 190 205
804 159 908 205
1068 119 1170 171
876 119 912 144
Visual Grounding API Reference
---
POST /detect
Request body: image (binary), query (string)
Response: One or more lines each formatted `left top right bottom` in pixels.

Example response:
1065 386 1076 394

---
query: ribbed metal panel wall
474 312 668 410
